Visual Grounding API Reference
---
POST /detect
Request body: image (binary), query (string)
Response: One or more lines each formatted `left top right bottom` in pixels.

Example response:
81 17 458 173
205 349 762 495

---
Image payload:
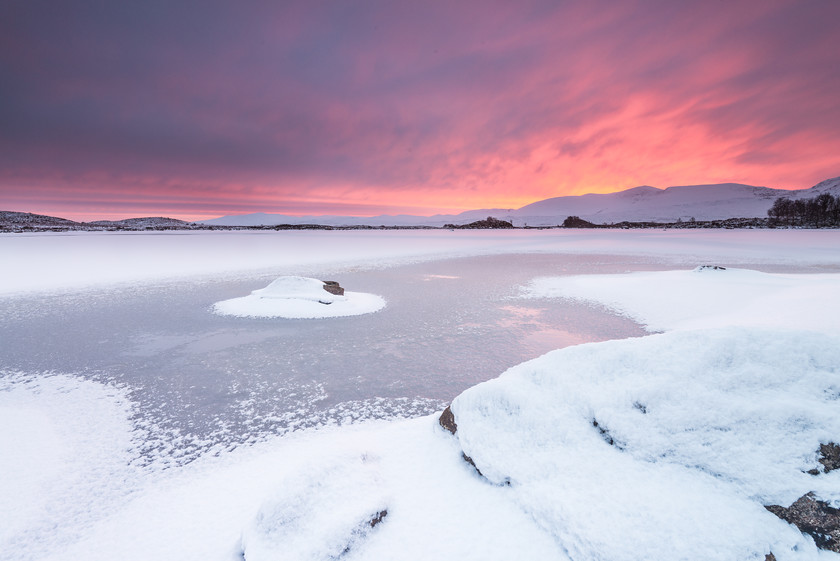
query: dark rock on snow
461 452 483 476
438 405 458 435
368 509 387 528
321 280 345 296
818 442 840 473
766 492 840 552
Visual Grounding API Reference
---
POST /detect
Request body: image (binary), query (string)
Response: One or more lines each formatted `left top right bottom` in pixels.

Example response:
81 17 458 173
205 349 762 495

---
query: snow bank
0 373 140 558
450 328 840 560
2 229 840 296
14 414 565 561
240 454 388 561
522 267 840 332
213 276 385 319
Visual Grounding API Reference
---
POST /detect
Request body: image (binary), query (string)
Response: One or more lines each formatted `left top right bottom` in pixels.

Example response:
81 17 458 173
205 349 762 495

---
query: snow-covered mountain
201 176 840 227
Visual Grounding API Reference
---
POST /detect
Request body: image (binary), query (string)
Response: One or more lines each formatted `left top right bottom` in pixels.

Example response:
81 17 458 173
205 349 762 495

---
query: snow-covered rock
213 276 386 319
240 455 388 561
449 328 840 560
252 276 346 304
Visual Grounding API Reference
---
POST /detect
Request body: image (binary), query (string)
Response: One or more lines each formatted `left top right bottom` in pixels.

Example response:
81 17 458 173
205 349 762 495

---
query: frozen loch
1 229 840 561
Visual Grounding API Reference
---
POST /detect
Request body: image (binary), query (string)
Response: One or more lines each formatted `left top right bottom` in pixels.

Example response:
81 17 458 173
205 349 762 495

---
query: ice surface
213 276 386 319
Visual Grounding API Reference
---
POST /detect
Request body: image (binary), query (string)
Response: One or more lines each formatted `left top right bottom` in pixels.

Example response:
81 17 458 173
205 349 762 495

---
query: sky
1 0 839 221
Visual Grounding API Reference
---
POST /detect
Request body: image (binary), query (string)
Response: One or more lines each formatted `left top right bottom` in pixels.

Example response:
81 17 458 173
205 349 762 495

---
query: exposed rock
462 452 482 476
438 405 457 435
765 492 840 552
765 554 776 561
368 509 387 528
438 406 494 478
696 265 727 271
562 215 599 228
592 419 615 446
806 442 840 475
592 418 624 450
818 442 840 473
321 280 345 296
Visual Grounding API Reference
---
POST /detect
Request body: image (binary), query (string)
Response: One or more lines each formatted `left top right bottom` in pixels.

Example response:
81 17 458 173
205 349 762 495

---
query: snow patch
0 373 141 558
522 268 840 332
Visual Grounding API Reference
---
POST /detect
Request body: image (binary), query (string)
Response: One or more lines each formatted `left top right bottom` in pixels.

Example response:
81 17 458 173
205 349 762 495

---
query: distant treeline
767 193 840 227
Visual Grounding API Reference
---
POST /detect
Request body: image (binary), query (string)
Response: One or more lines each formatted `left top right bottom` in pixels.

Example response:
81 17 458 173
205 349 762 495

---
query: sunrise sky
1 0 839 221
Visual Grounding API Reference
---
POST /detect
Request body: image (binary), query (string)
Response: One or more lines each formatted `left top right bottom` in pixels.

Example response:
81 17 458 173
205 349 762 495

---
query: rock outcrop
817 442 840 473
438 405 457 435
766 493 840 552
322 281 345 296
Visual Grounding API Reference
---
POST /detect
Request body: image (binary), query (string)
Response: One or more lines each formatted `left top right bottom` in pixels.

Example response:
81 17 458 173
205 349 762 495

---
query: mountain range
3 176 838 231
201 176 840 227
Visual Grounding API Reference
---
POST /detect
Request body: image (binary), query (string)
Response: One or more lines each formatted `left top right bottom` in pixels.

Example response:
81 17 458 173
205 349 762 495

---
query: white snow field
213 276 386 319
523 266 840 332
1 228 840 296
1 229 840 561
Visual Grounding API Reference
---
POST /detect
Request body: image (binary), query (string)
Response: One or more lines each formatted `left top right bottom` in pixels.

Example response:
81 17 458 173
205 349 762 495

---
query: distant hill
0 212 195 232
0 211 82 229
87 217 193 229
200 176 840 227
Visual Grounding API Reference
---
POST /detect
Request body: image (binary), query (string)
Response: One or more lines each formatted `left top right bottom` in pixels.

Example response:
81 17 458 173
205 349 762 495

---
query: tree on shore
768 193 840 227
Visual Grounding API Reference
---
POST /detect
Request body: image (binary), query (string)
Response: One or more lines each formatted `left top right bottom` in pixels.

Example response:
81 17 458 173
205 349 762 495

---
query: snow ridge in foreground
451 328 840 560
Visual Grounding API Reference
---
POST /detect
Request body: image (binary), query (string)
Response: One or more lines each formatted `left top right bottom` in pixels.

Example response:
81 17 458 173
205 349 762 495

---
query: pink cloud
1 0 838 219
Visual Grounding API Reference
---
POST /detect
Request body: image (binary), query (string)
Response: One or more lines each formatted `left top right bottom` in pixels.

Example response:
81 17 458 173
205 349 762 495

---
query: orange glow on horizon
1 1 838 221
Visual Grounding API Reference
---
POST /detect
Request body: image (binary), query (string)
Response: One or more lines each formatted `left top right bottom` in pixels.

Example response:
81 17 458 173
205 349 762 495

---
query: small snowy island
213 276 386 319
